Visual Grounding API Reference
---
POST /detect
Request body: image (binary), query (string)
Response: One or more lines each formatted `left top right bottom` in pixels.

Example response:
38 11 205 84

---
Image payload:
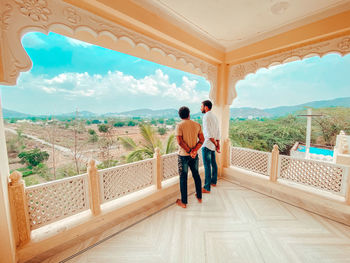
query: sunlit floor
63 180 350 263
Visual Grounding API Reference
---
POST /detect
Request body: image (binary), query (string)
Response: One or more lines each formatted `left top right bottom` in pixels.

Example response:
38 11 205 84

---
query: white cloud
66 38 92 48
41 86 56 94
16 69 209 111
21 33 47 49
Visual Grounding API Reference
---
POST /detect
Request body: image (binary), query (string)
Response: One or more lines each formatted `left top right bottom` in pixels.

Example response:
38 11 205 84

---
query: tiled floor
64 180 350 263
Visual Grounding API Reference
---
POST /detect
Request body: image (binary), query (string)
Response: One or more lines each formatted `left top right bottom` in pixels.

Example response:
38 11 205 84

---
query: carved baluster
87 160 101 215
346 167 350 205
8 171 31 247
153 148 162 190
270 145 279 182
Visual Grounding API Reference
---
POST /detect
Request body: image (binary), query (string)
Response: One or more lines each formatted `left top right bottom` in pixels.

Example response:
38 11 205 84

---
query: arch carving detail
228 35 350 105
0 0 218 102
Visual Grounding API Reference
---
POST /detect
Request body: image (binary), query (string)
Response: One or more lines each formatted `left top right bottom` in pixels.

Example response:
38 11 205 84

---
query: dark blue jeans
202 147 217 191
178 155 202 204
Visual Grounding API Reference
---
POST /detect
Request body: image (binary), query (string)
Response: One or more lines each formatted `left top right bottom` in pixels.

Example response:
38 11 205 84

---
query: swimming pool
297 145 334 156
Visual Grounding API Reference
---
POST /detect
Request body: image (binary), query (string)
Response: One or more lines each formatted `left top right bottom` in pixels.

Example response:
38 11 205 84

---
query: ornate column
212 63 231 177
8 171 31 247
0 93 16 261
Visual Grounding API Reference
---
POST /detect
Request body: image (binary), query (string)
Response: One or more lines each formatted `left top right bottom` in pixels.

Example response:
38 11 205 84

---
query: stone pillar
8 171 31 247
212 63 230 178
153 148 162 190
270 145 280 182
0 95 17 262
222 138 231 168
345 165 350 205
87 160 101 216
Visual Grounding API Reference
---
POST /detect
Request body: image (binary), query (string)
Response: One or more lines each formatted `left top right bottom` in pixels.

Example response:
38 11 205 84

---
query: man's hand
190 149 197 159
215 140 221 153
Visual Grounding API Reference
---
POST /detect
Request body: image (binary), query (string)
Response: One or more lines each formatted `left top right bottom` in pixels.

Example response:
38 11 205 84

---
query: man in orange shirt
175 106 204 208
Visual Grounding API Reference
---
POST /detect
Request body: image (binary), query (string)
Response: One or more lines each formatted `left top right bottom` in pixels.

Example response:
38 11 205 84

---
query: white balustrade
99 158 154 203
25 174 89 230
278 155 349 195
230 147 271 176
162 153 178 180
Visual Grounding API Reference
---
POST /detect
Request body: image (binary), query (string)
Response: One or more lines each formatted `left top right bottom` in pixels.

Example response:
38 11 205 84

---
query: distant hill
3 97 349 119
56 111 97 118
2 108 32 118
231 97 350 118
230 107 271 119
105 108 179 118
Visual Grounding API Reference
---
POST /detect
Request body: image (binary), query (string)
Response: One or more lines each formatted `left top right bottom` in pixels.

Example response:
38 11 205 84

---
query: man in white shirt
201 100 220 193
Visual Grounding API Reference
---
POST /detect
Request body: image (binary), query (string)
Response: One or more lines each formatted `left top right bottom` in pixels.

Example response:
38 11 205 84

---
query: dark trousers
178 155 202 204
202 147 218 191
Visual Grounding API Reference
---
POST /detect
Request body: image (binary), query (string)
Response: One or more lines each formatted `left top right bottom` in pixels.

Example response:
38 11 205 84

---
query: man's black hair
202 100 212 110
178 106 190 119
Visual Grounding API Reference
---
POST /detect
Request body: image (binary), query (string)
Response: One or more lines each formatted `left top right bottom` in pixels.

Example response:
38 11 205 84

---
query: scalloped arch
0 0 218 102
228 35 350 105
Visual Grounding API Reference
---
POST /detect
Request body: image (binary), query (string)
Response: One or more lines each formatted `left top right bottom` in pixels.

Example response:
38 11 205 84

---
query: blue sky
0 32 349 115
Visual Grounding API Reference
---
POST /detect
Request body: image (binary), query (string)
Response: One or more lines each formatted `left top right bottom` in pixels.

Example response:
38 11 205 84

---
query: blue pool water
297 145 334 156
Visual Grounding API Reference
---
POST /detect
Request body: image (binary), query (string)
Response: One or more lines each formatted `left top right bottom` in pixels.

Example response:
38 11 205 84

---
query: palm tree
119 124 176 163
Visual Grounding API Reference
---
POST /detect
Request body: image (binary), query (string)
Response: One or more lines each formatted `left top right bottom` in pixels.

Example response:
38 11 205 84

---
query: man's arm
190 132 204 158
176 136 191 153
209 138 220 153
205 116 220 152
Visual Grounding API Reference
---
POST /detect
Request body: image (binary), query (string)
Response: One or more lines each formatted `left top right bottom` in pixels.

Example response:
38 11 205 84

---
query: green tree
18 148 49 167
158 127 167 135
88 129 96 135
98 124 110 133
114 121 125 127
312 107 350 146
127 120 136 126
88 128 98 142
229 115 306 154
119 124 176 163
165 118 175 125
92 119 101 124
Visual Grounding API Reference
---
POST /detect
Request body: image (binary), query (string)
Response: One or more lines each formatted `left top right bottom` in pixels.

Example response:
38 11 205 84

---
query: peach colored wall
64 0 224 65
0 97 17 263
226 10 350 65
0 51 3 82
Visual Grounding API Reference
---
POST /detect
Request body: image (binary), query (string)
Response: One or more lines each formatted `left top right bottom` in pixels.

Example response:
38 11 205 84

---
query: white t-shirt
202 111 220 151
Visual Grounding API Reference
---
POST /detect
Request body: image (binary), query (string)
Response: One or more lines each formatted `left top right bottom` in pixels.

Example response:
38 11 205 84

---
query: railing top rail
25 173 87 190
280 155 348 169
161 152 178 158
231 146 271 155
98 158 155 174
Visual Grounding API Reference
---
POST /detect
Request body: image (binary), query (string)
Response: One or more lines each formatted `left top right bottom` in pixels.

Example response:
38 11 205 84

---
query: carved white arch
0 0 218 102
228 35 350 105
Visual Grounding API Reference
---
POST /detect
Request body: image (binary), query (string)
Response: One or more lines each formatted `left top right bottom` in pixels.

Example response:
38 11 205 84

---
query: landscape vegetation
4 97 350 186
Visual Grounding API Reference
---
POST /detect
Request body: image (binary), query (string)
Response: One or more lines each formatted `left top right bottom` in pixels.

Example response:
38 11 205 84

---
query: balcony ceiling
134 0 350 51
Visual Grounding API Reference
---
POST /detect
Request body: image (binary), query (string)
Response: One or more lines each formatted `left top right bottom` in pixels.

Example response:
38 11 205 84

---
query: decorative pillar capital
9 170 22 186
8 171 31 247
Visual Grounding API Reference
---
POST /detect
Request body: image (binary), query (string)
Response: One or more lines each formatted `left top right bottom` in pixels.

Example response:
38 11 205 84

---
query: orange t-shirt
175 120 203 156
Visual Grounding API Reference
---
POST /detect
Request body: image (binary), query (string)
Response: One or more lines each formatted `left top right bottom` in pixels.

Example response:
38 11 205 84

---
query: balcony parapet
225 144 350 226
9 151 204 262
